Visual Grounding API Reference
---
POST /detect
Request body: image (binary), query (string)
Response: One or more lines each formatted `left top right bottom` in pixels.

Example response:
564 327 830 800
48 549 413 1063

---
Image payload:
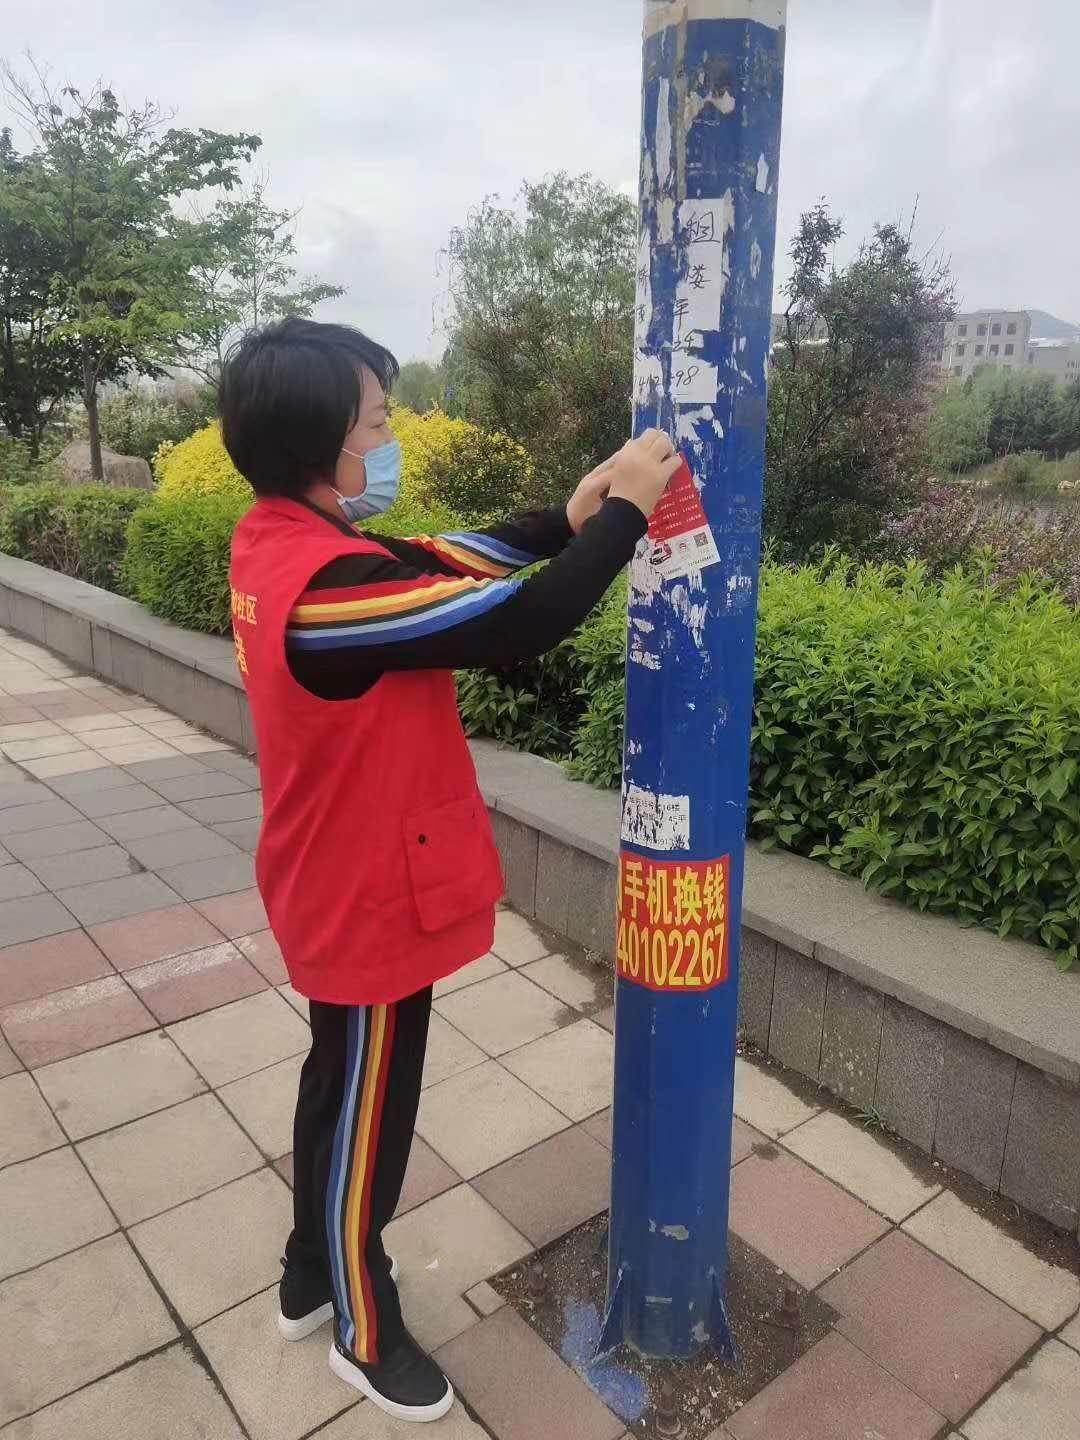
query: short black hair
218 317 399 498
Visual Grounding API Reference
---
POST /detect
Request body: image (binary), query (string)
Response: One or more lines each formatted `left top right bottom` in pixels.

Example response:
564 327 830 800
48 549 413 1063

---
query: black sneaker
277 1255 398 1342
329 1332 454 1422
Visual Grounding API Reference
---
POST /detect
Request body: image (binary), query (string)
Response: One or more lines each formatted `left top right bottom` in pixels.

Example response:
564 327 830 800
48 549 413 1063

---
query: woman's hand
566 457 616 535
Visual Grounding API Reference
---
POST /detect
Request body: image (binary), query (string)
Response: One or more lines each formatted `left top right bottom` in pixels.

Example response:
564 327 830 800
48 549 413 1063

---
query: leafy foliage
0 63 258 481
929 368 1080 476
441 173 636 504
122 489 249 633
90 388 217 462
0 482 150 592
177 176 344 384
394 360 444 415
154 420 249 500
389 407 528 527
765 205 954 560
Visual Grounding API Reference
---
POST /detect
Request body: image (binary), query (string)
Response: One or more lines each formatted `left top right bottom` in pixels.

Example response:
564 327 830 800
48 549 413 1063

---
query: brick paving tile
235 929 288 984
521 951 612 1011
903 1189 1080 1330
130 1168 292 1326
0 891 79 948
417 1060 569 1178
0 1345 245 1440
124 755 213 784
127 944 268 1024
154 771 252 803
491 909 553 966
0 1235 177 1427
212 817 261 852
194 886 268 938
157 851 256 901
166 989 310 1086
195 1286 353 1440
465 1280 505 1317
23 751 113 780
0 1033 21 1076
723 1331 944 1440
0 798 82 837
1 974 156 1067
71 783 169 819
502 1018 614 1120
963 1337 1080 1440
733 1055 820 1138
88 902 225 971
320 1403 488 1438
1061 1310 1080 1351
0 863 46 901
0 780 49 811
436 1307 624 1440
125 825 240 870
731 1117 766 1165
730 1151 890 1288
96 802 202 841
78 1092 262 1224
580 1105 612 1149
422 1012 486 1089
384 1184 530 1352
397 1135 462 1216
274 1152 294 1185
4 817 112 861
180 790 264 824
27 844 139 890
218 1052 304 1157
783 1109 942 1222
820 1230 1041 1421
57 872 182 925
35 1031 205 1139
47 764 136 795
0 1146 116 1278
0 1071 65 1166
434 970 567 1057
433 950 507 998
0 929 112 1007
474 1125 611 1246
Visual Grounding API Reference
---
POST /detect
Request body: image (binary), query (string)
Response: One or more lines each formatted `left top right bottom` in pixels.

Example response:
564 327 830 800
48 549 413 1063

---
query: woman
222 316 678 1422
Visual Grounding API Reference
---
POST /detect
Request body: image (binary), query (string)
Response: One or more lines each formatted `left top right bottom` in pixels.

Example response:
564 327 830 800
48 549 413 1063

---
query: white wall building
1027 339 1080 381
938 310 1031 380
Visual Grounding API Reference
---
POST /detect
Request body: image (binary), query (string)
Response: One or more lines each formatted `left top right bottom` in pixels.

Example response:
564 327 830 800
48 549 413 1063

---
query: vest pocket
403 795 503 933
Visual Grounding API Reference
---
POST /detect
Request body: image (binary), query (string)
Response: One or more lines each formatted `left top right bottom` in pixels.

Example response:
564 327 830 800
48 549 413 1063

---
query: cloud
3 0 1077 360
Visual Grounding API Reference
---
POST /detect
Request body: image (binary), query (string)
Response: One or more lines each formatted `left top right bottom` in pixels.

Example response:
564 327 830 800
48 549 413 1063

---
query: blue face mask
335 438 402 522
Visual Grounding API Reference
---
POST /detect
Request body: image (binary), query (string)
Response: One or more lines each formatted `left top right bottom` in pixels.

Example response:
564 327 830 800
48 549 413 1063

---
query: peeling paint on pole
603 0 787 1362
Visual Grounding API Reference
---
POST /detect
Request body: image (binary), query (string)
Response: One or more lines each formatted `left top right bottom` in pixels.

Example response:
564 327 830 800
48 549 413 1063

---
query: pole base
595 1266 741 1365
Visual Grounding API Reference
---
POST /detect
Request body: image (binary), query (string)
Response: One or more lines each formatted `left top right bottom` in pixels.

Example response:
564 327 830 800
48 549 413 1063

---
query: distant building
1026 339 1080 381
770 312 829 349
938 310 1031 380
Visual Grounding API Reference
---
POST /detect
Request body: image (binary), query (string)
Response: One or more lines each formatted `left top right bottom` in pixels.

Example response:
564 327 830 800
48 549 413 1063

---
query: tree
178 176 344 383
765 204 955 559
0 127 113 455
394 359 444 414
1 63 259 481
441 173 636 502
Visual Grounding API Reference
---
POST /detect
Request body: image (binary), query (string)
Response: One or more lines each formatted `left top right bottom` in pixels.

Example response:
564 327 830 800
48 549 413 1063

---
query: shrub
154 422 250 501
122 490 250 634
93 389 217 463
390 408 529 526
0 483 151 593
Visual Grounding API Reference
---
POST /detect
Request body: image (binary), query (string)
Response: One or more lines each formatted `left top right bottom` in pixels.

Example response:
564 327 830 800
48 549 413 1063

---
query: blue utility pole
602 0 788 1362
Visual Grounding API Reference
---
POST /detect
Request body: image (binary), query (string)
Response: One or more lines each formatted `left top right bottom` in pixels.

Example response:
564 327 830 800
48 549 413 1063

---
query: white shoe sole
329 1342 455 1423
277 1257 399 1342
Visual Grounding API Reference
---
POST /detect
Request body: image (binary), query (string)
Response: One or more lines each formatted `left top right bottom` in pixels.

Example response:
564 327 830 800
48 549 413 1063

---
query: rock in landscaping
57 441 153 491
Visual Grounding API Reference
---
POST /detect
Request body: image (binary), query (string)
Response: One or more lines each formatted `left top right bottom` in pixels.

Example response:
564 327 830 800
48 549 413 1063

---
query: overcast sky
3 0 1078 359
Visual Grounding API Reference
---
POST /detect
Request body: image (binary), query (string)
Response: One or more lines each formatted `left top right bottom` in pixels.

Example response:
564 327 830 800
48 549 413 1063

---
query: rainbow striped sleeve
286 571 524 651
395 532 542 580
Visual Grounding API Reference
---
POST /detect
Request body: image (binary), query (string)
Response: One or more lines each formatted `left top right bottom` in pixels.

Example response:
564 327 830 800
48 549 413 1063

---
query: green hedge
122 490 250 635
460 561 1080 970
0 483 152 594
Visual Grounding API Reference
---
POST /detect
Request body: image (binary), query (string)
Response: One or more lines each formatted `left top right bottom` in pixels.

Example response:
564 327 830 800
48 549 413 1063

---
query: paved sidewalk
0 627 1079 1439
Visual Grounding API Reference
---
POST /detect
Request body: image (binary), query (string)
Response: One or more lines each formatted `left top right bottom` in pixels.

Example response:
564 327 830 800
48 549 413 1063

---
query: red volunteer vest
229 497 503 1005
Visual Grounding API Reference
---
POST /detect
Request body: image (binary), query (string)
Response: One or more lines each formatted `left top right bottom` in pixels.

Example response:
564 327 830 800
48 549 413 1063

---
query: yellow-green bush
153 409 530 529
390 407 530 525
154 423 250 501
